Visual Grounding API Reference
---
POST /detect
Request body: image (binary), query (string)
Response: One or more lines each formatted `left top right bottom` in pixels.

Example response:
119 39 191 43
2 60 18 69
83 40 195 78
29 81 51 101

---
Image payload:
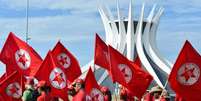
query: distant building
82 0 174 94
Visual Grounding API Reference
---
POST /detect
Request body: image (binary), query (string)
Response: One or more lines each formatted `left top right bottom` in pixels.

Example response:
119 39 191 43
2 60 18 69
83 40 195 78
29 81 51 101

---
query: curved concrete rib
143 6 171 75
98 70 109 84
135 4 164 87
117 0 127 54
99 2 118 48
98 3 111 45
81 60 94 73
127 0 135 61
150 8 173 69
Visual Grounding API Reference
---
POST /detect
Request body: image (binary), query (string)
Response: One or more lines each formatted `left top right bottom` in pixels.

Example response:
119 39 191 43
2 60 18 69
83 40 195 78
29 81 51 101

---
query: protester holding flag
68 84 76 98
160 90 170 101
100 86 112 101
72 79 86 101
36 80 52 101
22 78 35 101
143 85 163 101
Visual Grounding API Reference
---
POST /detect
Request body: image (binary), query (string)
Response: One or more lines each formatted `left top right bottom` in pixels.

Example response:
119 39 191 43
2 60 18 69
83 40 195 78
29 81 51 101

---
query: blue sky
0 0 201 76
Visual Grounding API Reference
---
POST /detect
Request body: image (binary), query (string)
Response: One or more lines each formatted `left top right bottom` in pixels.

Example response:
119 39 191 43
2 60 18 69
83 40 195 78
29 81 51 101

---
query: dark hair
120 95 127 101
81 84 85 88
45 86 51 93
39 86 46 92
106 91 112 101
68 87 76 96
75 83 85 89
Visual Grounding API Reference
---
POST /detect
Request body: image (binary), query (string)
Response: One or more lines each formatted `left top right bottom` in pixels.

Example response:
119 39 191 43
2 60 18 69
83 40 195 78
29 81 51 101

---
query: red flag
0 32 42 76
108 46 153 99
85 68 104 101
51 41 82 82
94 34 110 70
133 56 141 67
35 51 68 100
0 71 24 101
0 73 6 83
169 40 201 101
130 56 141 70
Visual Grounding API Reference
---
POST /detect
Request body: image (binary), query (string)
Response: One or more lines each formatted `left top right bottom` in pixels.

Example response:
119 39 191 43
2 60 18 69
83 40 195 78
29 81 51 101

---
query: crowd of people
22 78 52 101
21 77 179 101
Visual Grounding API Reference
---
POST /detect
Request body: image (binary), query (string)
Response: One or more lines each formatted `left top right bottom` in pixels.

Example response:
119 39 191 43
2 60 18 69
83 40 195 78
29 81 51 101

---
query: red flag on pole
0 32 42 76
85 68 104 101
51 41 82 83
169 40 201 101
0 71 24 101
108 46 153 99
35 51 68 100
94 34 110 70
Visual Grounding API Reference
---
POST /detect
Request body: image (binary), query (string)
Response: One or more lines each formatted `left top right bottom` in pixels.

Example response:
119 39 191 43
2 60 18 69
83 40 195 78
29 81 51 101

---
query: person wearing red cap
37 80 52 101
22 77 35 101
101 86 112 101
68 84 76 97
72 79 86 101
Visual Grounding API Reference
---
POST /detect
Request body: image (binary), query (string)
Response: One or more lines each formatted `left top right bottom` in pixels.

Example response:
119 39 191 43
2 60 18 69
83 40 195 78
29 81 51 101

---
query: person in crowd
143 85 162 101
72 79 86 101
119 85 134 101
101 86 112 101
22 77 35 101
37 80 52 101
68 84 76 96
160 90 170 101
143 85 170 101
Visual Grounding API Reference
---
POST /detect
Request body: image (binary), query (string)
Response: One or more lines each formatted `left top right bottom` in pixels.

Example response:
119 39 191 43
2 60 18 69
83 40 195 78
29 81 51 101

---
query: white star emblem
6 82 22 99
15 49 31 70
90 88 104 101
118 64 132 83
177 62 200 85
57 53 71 69
49 68 67 89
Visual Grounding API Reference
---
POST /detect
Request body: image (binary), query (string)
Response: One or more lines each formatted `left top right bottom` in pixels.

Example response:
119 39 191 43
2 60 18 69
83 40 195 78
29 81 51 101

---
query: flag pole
114 82 119 101
159 79 169 99
26 0 30 43
159 67 173 100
